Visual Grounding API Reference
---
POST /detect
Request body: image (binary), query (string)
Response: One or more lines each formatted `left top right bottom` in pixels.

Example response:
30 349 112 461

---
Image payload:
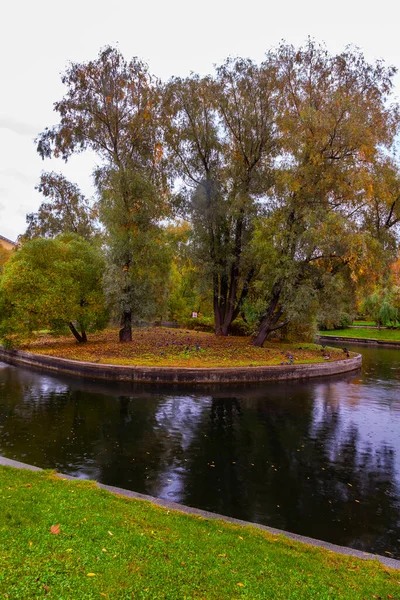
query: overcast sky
1 0 400 241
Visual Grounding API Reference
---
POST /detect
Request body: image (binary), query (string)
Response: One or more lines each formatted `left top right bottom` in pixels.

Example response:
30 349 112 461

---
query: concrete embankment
0 346 362 384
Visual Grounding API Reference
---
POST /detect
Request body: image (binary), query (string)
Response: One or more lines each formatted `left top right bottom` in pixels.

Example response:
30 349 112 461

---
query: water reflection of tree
0 367 166 490
1 364 400 557
179 388 400 558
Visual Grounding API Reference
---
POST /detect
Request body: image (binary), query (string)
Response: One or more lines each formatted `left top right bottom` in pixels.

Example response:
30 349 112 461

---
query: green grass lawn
352 320 378 327
319 327 400 343
0 467 398 599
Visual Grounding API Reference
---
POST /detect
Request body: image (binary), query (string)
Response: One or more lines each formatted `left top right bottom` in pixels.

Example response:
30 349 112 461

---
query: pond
0 344 399 558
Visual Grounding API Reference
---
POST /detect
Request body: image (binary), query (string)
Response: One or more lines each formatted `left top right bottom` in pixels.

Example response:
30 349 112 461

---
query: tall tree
251 40 399 346
36 46 169 341
21 172 97 241
162 58 278 335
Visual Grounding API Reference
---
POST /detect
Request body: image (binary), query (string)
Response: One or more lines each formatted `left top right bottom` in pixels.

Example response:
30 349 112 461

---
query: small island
0 326 361 384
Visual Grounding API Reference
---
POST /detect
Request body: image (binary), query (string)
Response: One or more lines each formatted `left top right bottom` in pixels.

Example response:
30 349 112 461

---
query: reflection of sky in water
311 370 400 485
151 395 212 500
2 344 400 556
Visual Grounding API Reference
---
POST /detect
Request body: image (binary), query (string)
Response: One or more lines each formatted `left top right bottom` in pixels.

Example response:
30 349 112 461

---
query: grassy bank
319 327 400 343
19 327 348 368
0 466 398 599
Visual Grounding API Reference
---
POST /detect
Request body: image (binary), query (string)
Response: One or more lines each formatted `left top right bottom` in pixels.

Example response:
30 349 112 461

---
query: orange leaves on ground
50 524 61 535
23 327 347 369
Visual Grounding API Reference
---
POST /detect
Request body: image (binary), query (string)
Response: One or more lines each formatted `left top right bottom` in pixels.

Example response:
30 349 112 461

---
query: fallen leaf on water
50 524 61 535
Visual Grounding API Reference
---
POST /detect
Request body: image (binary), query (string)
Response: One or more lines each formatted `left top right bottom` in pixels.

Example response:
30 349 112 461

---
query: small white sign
192 312 198 318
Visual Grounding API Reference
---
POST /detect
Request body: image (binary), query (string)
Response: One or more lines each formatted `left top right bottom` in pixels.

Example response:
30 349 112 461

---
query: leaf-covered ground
21 327 349 368
0 466 398 599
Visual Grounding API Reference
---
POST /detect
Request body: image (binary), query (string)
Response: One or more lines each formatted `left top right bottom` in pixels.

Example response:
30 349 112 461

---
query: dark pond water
0 344 399 558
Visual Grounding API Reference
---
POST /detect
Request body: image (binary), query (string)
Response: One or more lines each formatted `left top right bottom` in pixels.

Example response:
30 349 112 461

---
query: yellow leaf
237 582 245 587
87 573 96 577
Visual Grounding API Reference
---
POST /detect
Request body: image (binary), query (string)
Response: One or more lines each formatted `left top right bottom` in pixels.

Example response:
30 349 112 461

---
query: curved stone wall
0 347 362 384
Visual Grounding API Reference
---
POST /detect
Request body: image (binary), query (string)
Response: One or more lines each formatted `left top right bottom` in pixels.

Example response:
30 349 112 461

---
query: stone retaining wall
0 346 362 384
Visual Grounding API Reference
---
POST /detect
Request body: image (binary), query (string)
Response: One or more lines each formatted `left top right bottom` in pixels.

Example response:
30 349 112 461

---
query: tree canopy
29 40 400 346
0 235 108 344
36 46 170 341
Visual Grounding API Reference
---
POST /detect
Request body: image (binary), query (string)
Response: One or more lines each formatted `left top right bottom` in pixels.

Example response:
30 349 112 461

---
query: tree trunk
251 285 286 347
213 272 224 335
69 322 87 343
251 322 272 348
212 211 255 337
119 311 132 342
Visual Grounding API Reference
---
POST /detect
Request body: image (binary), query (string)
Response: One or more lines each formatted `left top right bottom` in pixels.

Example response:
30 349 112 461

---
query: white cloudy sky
1 0 400 241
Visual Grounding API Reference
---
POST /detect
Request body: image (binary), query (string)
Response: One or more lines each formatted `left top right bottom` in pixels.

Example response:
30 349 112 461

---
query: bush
179 315 215 333
318 311 354 330
273 318 318 343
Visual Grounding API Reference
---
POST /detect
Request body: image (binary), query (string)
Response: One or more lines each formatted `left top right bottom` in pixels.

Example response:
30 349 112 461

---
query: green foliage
0 247 12 277
163 222 208 321
361 287 400 327
37 47 171 339
179 315 215 333
249 40 399 345
162 58 277 335
0 235 108 345
99 169 171 324
35 42 400 345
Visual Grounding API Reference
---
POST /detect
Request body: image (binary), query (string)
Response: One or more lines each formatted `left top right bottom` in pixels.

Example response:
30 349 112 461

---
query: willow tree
250 41 399 346
36 47 169 341
162 58 278 335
